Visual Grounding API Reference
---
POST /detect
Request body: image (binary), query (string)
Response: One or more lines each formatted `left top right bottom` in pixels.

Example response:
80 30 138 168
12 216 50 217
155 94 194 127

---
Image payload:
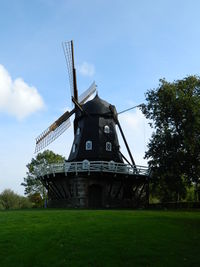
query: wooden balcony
34 160 150 178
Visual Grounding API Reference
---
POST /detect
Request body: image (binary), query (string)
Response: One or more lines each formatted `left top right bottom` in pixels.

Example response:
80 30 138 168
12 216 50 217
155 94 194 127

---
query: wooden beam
116 119 136 166
71 41 78 102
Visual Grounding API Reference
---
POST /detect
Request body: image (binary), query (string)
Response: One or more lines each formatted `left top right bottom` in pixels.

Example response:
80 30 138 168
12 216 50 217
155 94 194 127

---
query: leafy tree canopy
0 189 32 210
21 150 65 197
141 76 200 201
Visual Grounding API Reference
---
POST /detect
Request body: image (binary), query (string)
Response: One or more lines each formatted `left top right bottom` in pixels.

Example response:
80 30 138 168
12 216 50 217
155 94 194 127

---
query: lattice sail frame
79 81 96 104
35 118 71 153
62 41 74 98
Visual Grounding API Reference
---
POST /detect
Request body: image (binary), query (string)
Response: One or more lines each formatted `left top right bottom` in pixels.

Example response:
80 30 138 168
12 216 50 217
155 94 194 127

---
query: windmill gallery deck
34 40 150 208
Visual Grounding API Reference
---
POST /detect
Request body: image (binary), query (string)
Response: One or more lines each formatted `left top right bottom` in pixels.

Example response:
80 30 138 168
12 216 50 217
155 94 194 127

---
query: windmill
34 40 149 208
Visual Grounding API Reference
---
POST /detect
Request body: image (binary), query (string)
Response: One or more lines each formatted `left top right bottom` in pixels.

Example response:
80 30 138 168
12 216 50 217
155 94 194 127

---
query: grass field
0 209 200 267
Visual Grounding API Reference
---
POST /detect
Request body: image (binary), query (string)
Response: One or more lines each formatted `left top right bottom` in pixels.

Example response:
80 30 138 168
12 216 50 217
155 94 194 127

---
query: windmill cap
82 94 115 115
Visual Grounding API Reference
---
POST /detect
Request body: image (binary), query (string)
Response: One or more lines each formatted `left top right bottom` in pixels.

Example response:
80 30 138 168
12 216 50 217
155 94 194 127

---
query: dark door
88 184 102 208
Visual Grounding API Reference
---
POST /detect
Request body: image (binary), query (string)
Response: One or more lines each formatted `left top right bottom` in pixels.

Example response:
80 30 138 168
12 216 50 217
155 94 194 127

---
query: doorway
88 184 102 208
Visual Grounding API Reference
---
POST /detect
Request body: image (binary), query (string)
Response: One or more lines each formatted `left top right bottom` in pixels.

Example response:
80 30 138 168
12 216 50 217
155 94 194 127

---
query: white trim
82 159 90 170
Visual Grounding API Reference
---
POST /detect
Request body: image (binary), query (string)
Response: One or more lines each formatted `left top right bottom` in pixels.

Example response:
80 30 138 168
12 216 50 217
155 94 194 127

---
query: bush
19 196 33 209
0 200 4 210
28 193 44 208
0 189 32 210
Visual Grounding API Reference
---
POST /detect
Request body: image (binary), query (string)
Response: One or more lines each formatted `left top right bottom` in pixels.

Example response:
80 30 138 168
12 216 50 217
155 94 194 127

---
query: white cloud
77 62 95 76
118 109 153 166
0 64 44 119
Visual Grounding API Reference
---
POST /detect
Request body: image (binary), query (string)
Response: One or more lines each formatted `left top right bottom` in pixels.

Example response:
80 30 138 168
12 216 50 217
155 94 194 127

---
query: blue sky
1 0 200 194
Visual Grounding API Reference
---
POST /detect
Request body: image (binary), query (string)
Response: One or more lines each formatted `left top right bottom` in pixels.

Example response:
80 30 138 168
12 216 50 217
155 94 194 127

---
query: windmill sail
35 119 71 153
79 81 96 104
62 40 78 101
35 109 74 153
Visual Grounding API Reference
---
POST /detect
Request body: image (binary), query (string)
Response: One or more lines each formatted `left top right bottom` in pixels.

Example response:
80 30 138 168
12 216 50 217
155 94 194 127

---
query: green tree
0 189 20 209
21 150 65 199
141 76 200 201
0 189 32 209
28 192 43 208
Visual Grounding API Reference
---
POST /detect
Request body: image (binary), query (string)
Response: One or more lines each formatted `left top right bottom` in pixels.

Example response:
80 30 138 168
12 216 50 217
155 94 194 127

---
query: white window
76 127 80 135
104 125 110 133
106 142 112 151
72 144 76 153
86 140 92 150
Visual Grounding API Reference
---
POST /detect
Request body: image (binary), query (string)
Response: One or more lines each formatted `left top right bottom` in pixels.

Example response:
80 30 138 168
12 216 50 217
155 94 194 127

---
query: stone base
40 172 148 209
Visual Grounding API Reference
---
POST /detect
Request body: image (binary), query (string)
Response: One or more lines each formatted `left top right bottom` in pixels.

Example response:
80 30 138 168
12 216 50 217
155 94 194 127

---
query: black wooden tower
34 40 149 208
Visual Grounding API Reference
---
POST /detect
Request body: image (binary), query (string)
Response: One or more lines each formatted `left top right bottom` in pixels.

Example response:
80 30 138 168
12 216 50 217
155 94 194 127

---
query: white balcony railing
34 160 149 178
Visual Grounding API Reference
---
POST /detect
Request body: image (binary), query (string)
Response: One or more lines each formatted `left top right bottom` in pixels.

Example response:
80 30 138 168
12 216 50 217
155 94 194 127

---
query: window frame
76 127 80 135
104 125 110 134
85 140 92 151
72 143 76 153
106 142 112 151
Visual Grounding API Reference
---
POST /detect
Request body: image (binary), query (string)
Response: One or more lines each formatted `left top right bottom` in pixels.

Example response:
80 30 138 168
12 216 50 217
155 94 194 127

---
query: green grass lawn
0 209 200 267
